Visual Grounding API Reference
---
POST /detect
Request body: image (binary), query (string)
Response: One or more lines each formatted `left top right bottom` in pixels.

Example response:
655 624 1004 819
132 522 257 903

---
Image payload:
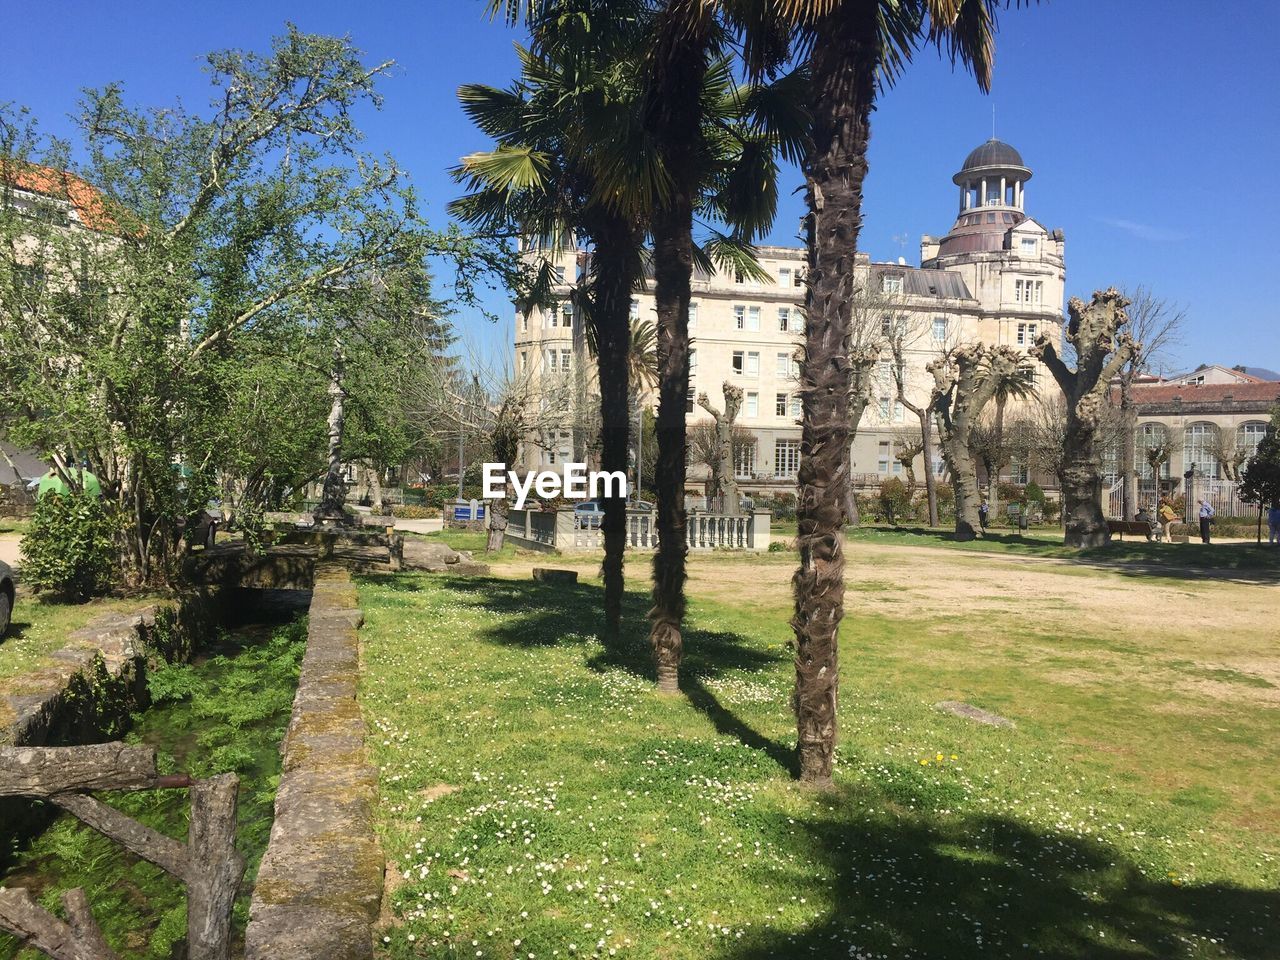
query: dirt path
489 540 1280 691
0 533 19 569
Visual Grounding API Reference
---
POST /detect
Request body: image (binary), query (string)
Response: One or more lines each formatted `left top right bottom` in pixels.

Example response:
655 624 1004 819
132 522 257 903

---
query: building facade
513 139 1067 494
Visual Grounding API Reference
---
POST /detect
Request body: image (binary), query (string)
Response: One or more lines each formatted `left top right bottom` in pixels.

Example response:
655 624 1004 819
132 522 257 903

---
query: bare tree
1117 287 1186 518
843 280 895 525
696 383 744 514
890 427 924 499
404 343 575 551
1033 289 1138 548
1211 425 1254 481
928 344 1023 540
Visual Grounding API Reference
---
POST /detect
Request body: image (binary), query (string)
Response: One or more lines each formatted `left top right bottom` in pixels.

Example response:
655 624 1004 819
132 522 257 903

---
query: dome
960 138 1025 171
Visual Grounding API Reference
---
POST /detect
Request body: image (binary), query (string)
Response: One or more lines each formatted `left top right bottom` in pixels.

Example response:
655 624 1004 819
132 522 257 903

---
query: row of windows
735 266 805 288
1014 279 1044 305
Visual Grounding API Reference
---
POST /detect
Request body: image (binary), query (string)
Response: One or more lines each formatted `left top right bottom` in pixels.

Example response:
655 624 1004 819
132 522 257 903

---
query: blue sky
3 0 1278 371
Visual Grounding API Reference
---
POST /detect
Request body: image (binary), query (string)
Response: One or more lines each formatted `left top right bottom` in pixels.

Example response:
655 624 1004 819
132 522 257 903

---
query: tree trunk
1120 378 1138 519
316 345 347 524
920 412 939 526
588 212 642 637
990 395 1007 523
949 431 983 541
791 10 878 788
486 498 509 552
647 36 702 688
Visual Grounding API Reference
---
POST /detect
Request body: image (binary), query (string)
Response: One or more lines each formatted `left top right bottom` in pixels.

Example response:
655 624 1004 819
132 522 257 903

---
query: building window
1137 422 1172 480
734 305 746 329
629 299 640 320
744 391 759 418
790 395 802 419
1240 421 1269 459
776 352 791 378
1020 236 1036 253
563 302 574 328
546 304 559 328
519 350 527 373
520 312 528 333
932 317 947 340
1034 281 1044 305
1019 363 1037 385
1184 422 1221 479
734 269 745 284
689 349 697 375
881 316 893 337
733 439 756 478
776 393 788 417
686 386 696 413
554 265 566 283
894 401 905 422
878 441 891 473
1016 322 1038 345
882 274 903 295
745 306 761 331
688 301 698 327
745 351 760 376
1014 279 1023 303
775 439 801 478
732 351 744 374
778 267 791 287
879 396 891 419
778 307 791 332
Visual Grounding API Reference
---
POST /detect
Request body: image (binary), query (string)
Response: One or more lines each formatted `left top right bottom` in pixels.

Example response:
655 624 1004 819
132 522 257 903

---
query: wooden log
186 773 245 960
0 887 118 960
51 792 189 880
0 744 158 797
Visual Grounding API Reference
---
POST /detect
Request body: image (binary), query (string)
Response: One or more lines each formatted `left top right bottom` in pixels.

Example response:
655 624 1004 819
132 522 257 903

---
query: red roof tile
1128 381 1280 406
1 160 116 232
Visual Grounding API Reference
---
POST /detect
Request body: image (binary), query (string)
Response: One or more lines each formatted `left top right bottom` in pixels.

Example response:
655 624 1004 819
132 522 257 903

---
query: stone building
513 138 1067 495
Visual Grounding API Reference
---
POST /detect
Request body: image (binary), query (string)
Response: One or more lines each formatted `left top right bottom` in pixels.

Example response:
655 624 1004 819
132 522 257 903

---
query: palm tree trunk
645 4 712 690
650 200 692 693
589 213 642 637
792 9 879 788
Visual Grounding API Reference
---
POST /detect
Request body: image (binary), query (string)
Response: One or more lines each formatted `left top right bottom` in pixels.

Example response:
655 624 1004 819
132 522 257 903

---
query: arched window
1183 422 1220 479
1136 423 1172 480
1239 420 1269 460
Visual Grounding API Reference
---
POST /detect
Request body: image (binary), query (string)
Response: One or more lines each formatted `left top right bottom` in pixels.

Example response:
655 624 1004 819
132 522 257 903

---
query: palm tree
491 0 804 689
766 0 1014 785
457 3 654 634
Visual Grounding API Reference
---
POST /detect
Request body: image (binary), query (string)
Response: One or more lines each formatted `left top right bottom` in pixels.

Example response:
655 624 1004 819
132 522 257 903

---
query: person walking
978 498 990 533
1197 498 1215 544
1268 502 1280 546
1158 498 1178 543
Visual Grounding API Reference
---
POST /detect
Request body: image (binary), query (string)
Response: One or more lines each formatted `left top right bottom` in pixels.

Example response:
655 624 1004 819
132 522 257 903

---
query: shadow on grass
721 792 1280 959
361 571 797 774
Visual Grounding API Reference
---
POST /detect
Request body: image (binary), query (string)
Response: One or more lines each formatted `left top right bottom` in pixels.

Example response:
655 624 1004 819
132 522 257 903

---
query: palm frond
700 231 771 285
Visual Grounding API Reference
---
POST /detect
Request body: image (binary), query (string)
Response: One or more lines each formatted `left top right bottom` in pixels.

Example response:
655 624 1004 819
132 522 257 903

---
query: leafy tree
1241 409 1280 536
1 28 489 585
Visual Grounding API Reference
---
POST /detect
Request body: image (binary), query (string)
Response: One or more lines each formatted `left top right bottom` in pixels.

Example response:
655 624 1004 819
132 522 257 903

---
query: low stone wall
0 594 215 748
245 564 382 960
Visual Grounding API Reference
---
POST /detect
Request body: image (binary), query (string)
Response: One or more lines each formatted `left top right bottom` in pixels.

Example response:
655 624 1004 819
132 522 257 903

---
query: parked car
573 501 604 527
627 499 655 512
0 560 14 637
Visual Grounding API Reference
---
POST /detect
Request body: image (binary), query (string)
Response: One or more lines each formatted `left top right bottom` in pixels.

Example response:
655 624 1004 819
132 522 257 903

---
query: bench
1106 519 1155 541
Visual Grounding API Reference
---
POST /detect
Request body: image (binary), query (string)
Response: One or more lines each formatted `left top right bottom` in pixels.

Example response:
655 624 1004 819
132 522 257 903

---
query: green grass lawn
0 519 30 535
0 594 152 683
358 568 1278 960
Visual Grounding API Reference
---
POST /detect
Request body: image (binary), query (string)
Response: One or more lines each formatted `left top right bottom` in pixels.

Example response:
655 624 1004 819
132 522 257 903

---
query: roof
0 442 48 487
0 160 116 231
871 264 974 300
960 139 1026 172
1127 381 1280 408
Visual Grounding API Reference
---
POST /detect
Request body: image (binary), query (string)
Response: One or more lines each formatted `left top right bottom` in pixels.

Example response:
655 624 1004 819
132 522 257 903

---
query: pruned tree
404 343 575 551
1116 286 1185 518
696 382 744 514
1211 425 1255 482
1033 288 1138 548
890 427 923 498
887 305 951 527
928 344 1022 540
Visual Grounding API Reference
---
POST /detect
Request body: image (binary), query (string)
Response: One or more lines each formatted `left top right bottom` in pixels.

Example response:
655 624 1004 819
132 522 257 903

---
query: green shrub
392 504 442 519
20 492 120 600
1024 480 1045 504
878 478 912 526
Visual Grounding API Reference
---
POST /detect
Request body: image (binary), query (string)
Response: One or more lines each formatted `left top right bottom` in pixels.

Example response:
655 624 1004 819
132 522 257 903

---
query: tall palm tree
767 0 1013 786
458 2 655 634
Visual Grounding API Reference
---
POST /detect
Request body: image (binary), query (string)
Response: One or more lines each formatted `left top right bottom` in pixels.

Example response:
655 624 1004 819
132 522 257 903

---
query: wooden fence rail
0 743 245 960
